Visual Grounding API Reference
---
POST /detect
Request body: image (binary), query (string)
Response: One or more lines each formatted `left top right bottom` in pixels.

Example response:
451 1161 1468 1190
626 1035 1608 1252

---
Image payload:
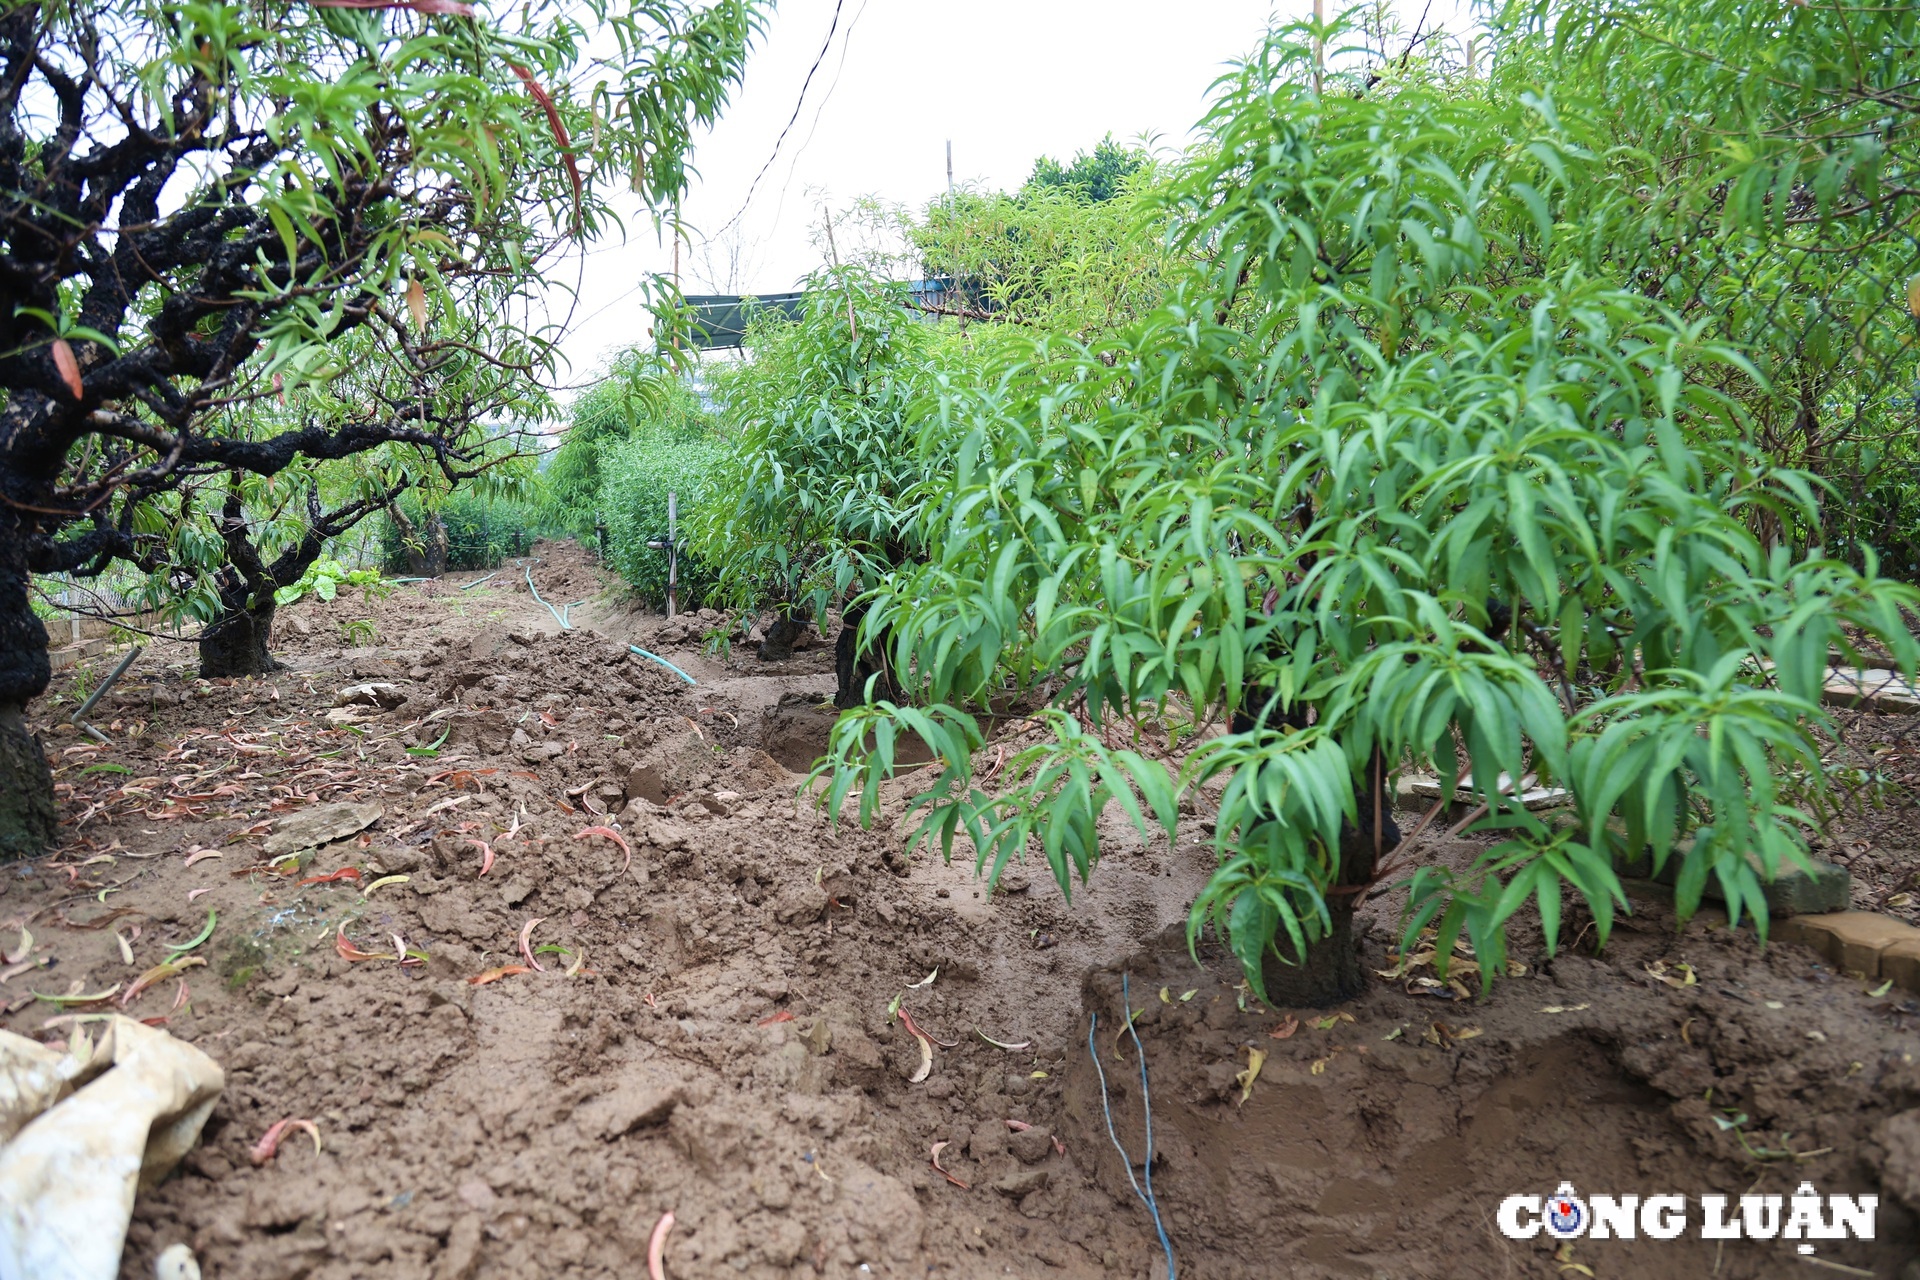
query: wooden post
1465 35 1476 78
1313 0 1324 95
946 140 954 205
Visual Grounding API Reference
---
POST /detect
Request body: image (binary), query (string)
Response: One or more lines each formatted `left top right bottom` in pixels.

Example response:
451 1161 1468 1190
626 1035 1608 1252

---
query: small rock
335 682 405 709
455 1179 497 1212
966 1122 1008 1162
154 1243 201 1280
287 616 313 637
990 1169 1049 1197
500 876 535 908
1008 1125 1054 1165
522 742 565 763
998 871 1031 895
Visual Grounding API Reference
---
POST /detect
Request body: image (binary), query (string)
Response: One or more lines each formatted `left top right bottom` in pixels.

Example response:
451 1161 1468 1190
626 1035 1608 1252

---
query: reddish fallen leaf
182 848 223 868
468 964 530 986
249 1117 322 1166
929 1141 970 1190
756 1010 795 1026
296 867 361 887
51 338 82 398
1270 1016 1301 1040
507 63 583 233
170 978 191 1012
405 277 428 330
898 1007 959 1049
1004 1119 1032 1133
467 837 495 876
647 1210 675 1280
335 925 386 962
573 825 632 873
1052 1134 1067 1156
139 1016 169 1027
186 887 213 902
518 916 547 972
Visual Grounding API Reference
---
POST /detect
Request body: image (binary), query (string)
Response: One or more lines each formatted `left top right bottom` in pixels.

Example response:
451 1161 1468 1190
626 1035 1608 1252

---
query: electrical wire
706 0 846 245
1089 973 1177 1278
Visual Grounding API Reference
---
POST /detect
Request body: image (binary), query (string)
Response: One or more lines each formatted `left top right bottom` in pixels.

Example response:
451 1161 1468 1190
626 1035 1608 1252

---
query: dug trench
3 540 1915 1279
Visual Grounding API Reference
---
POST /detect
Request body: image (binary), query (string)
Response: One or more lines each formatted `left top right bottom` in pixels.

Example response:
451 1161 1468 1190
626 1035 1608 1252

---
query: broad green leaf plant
815 20 1920 1005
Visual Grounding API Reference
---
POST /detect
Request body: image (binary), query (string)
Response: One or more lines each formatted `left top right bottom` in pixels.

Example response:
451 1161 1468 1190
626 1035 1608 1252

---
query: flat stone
1404 772 1570 811
1615 845 1851 918
263 802 383 855
1881 937 1920 994
1775 912 1920 977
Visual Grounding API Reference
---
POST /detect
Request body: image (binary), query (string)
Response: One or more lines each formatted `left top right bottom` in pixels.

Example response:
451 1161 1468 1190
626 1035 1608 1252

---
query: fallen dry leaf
249 1117 322 1166
52 338 82 399
647 1210 675 1280
929 1141 970 1190
467 838 495 877
757 1010 796 1026
1236 1046 1267 1105
182 849 222 868
468 965 530 986
519 916 547 972
1269 1016 1300 1040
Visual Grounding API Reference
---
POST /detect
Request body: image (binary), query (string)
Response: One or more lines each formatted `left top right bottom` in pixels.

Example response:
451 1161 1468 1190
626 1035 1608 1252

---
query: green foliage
274 559 391 608
693 269 953 618
913 159 1171 338
815 17 1920 1003
546 352 691 536
1027 135 1149 203
601 423 727 608
381 489 546 572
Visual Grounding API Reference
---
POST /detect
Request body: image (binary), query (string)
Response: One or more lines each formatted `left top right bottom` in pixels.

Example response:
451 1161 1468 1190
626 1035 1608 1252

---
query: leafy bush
274 559 391 607
817 17 1920 1007
380 489 545 573
600 424 727 609
693 268 955 621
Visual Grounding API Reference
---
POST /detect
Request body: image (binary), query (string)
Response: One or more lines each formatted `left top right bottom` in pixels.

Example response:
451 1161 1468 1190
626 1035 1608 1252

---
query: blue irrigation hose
526 567 571 630
389 576 432 584
527 566 695 685
630 645 696 685
460 571 500 591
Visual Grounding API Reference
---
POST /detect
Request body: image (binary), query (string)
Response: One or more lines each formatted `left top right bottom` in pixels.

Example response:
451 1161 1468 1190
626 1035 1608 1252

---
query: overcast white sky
544 0 1477 391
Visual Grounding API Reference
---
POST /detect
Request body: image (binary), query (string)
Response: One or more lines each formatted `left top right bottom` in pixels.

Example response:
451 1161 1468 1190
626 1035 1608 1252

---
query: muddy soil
8 539 1920 1279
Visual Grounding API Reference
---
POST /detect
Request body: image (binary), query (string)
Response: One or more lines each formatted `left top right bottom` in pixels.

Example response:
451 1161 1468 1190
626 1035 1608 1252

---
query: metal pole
666 491 678 621
70 644 142 744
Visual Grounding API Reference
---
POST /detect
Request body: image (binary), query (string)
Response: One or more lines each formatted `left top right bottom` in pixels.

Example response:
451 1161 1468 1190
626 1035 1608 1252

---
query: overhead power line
706 0 846 243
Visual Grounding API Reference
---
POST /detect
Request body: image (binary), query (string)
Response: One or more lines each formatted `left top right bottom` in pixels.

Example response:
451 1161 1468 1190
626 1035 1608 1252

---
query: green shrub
600 425 725 609
380 490 545 573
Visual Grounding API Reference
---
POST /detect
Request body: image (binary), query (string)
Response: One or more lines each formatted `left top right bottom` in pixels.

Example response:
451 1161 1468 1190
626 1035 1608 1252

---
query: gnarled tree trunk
198 573 280 678
388 502 448 577
0 516 57 859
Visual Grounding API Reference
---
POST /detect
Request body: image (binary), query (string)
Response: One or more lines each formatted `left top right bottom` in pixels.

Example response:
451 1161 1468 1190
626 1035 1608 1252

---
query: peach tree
0 0 762 855
817 23 1919 1005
